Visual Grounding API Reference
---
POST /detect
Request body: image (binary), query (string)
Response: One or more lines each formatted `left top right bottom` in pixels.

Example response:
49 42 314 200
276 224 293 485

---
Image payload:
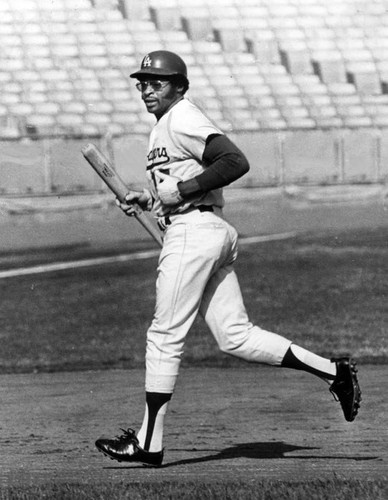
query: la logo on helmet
142 55 152 67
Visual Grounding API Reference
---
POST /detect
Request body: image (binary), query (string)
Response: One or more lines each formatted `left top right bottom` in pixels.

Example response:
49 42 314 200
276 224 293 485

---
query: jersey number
151 168 170 189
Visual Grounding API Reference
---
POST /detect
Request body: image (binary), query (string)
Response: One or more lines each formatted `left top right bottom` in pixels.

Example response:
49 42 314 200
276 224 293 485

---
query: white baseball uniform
144 98 292 393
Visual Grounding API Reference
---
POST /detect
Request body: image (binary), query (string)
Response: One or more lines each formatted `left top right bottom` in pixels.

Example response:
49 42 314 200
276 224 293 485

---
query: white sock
290 344 336 379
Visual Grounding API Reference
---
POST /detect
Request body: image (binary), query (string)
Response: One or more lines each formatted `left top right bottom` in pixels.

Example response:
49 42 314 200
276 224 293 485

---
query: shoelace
329 388 340 402
115 428 137 443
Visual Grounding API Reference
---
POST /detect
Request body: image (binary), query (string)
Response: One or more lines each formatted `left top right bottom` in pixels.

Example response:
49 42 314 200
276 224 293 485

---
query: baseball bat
81 143 163 248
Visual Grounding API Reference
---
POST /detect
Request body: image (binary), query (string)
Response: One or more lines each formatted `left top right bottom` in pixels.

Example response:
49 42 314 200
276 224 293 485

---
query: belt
197 205 214 213
157 205 214 230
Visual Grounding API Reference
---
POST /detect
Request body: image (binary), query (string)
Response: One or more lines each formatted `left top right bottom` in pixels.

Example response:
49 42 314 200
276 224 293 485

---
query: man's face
136 78 183 119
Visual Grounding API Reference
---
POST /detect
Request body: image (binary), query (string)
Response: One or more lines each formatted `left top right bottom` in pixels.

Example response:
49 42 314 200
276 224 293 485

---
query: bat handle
117 192 144 215
118 195 164 248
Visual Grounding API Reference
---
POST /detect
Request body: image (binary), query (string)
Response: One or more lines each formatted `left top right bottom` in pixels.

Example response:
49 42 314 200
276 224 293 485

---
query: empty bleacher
0 0 388 198
1 0 388 139
146 0 388 132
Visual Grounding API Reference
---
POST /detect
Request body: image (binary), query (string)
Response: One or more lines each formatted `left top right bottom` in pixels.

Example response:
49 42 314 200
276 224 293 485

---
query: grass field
0 226 387 374
1 479 388 500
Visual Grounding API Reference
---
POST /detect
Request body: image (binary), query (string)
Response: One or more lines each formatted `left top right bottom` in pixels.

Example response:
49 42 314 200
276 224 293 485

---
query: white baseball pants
145 208 292 393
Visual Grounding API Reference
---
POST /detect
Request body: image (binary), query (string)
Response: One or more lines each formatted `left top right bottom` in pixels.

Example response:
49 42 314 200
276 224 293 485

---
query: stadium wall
0 129 387 197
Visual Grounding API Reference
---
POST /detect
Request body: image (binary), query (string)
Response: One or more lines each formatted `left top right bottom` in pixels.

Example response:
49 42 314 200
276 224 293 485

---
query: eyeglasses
135 80 170 92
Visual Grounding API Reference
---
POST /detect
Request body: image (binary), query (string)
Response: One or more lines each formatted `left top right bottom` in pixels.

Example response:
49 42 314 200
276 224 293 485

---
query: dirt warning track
0 365 386 487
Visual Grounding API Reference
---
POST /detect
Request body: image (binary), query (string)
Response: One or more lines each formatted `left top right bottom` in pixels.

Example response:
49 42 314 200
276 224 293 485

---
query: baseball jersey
146 98 225 217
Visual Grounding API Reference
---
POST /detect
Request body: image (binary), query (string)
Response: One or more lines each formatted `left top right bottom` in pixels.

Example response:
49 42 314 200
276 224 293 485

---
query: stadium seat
75 90 102 102
308 39 337 52
84 113 111 127
370 47 388 63
259 118 288 130
1 93 20 105
280 105 310 119
238 5 269 30
224 52 257 67
33 58 55 70
253 106 283 121
22 92 46 104
332 94 362 106
149 6 182 31
297 16 327 30
57 113 84 126
112 99 141 113
34 102 61 115
342 116 373 128
346 67 382 95
326 82 356 94
0 59 24 71
336 104 368 119
79 44 107 57
284 117 316 129
2 81 22 94
220 95 250 110
293 74 327 92
309 105 338 119
363 94 388 106
61 102 87 114
269 82 300 97
51 44 79 58
312 57 348 84
181 11 213 41
72 124 101 136
111 112 140 125
89 101 114 114
69 22 99 34
25 114 56 135
233 74 266 89
223 108 259 130
92 0 121 10
214 27 246 53
187 85 217 100
72 78 101 91
372 115 388 127
276 94 304 107
49 90 74 103
346 61 378 74
103 31 133 44
106 123 125 136
64 0 90 8
187 73 211 89
0 124 21 140
248 96 277 112
0 72 13 85
8 103 34 117
366 104 388 123
246 35 281 64
3 0 388 141
279 49 313 74
243 86 273 106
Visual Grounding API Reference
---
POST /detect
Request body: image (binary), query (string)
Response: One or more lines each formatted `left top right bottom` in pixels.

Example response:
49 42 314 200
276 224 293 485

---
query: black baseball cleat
95 428 164 467
330 357 361 422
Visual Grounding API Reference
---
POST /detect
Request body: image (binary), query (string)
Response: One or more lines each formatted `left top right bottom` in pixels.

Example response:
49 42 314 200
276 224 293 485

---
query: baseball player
95 51 361 467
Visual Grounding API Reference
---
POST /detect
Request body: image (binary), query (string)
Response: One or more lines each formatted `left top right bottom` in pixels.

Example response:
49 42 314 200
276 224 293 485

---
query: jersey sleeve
168 101 223 161
178 134 250 199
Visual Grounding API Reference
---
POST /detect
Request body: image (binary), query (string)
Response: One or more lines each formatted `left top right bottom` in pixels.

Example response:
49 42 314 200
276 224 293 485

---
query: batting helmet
130 50 188 84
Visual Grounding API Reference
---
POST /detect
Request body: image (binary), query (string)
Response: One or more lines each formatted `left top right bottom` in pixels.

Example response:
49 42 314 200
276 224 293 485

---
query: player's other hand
155 171 183 206
116 189 152 215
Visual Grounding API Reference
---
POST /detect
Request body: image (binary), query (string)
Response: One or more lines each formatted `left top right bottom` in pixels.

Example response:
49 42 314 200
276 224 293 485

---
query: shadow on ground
103 441 378 469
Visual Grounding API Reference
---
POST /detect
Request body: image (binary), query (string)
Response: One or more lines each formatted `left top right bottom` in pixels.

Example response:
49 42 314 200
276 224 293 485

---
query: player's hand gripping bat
81 143 163 248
